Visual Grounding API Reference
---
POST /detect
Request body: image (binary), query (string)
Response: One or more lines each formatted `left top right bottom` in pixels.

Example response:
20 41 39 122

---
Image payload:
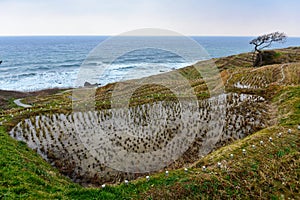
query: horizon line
1 34 300 38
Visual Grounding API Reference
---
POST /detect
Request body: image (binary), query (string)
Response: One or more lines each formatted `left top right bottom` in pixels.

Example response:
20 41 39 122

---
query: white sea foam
0 61 193 91
0 70 79 91
1 36 298 91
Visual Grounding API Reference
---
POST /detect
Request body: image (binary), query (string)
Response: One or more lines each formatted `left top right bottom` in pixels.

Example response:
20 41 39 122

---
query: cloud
0 0 299 36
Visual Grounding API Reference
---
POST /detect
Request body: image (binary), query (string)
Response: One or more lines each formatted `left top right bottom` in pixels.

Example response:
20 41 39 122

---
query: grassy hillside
0 47 299 199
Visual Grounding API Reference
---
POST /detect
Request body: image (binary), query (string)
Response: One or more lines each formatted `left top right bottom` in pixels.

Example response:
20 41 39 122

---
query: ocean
0 36 299 91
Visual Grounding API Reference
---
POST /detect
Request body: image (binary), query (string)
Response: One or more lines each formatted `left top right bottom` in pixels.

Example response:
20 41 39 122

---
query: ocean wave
63 59 83 63
58 64 81 68
4 36 298 91
0 70 78 91
0 60 195 91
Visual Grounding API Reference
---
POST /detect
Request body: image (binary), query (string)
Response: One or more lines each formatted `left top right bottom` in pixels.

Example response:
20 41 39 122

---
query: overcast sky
0 0 299 36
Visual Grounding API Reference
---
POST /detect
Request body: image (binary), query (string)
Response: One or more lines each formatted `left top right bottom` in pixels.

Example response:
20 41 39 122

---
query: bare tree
250 32 287 66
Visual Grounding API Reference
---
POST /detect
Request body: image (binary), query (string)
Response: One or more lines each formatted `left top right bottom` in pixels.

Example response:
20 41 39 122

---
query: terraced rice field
9 92 269 185
2 47 299 188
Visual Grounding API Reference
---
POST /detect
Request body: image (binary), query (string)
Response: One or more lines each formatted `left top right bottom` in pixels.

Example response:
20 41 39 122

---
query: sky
0 0 299 36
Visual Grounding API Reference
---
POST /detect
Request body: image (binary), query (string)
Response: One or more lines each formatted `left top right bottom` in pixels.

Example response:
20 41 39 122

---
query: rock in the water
84 81 100 87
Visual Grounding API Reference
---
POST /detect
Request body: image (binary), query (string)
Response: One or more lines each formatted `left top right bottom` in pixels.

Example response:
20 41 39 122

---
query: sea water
0 36 299 91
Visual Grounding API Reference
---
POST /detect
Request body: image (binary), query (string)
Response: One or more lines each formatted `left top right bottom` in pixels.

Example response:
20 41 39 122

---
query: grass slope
0 48 299 199
1 86 298 199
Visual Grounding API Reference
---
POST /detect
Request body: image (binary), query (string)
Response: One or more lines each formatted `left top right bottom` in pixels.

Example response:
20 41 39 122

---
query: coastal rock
84 81 100 87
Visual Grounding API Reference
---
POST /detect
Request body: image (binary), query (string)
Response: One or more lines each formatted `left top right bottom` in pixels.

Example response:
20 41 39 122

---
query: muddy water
10 93 269 185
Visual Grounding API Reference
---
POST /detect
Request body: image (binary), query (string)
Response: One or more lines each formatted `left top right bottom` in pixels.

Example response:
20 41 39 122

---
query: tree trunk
257 50 263 67
253 45 263 67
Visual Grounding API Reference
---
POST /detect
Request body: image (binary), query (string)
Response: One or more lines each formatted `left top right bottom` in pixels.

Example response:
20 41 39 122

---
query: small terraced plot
10 92 270 185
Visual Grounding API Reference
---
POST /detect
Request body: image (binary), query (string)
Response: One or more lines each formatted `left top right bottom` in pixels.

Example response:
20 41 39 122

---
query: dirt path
13 99 32 108
279 64 287 83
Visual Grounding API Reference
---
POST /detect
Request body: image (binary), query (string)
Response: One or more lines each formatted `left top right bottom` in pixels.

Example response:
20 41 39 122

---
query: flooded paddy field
9 92 270 185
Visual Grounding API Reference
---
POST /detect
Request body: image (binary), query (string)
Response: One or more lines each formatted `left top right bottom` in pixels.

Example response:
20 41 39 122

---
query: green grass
1 48 300 199
1 86 299 199
273 86 300 126
139 86 300 198
0 126 79 199
7 98 19 109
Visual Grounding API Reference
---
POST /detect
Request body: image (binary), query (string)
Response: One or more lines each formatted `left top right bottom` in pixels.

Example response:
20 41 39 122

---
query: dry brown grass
1 47 299 199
